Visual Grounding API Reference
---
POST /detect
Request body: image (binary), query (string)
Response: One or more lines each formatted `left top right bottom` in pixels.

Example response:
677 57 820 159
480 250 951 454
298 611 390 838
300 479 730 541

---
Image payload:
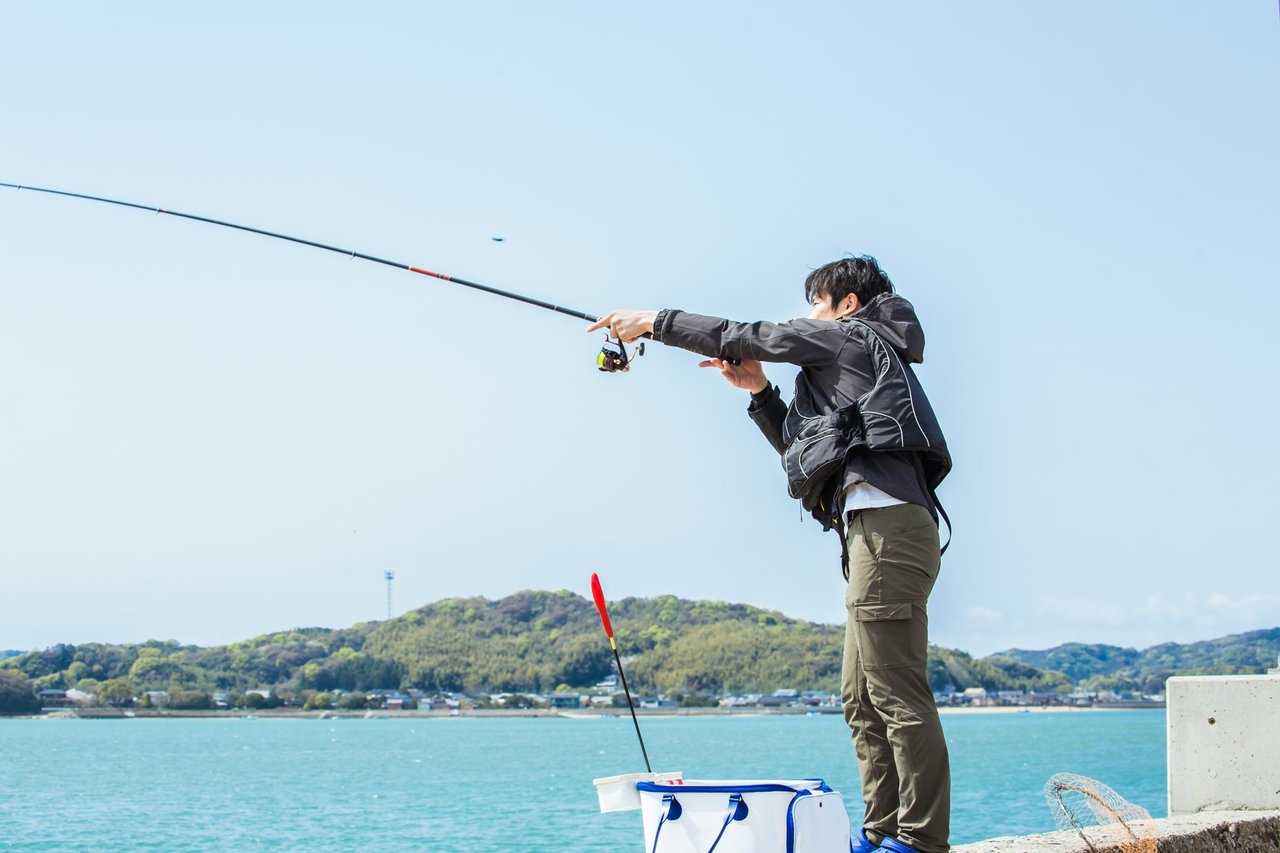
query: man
588 256 952 853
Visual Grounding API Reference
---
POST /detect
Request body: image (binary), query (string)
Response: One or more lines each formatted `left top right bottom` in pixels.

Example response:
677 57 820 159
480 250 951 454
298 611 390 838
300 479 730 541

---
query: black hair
803 255 894 309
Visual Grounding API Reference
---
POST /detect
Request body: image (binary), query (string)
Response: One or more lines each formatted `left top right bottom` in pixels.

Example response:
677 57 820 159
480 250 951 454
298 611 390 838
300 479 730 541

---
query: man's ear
842 294 861 317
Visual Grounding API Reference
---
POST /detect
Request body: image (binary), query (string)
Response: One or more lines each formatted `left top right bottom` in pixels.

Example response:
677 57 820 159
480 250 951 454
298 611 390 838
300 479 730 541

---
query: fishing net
1043 773 1156 853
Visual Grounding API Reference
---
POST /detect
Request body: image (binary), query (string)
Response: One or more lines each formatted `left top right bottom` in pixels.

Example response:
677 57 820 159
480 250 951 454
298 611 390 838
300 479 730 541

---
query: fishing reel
597 335 644 373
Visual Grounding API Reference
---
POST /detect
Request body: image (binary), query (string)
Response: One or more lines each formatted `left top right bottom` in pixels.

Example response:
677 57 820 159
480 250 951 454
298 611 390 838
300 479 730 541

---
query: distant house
368 690 413 710
549 693 582 709
37 689 67 705
490 693 541 708
595 674 620 692
590 695 615 708
448 693 473 705
962 687 992 707
144 691 170 709
212 692 230 710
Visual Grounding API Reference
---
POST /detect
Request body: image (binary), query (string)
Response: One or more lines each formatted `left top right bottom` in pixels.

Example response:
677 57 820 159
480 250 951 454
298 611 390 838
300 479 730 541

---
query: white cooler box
595 774 851 853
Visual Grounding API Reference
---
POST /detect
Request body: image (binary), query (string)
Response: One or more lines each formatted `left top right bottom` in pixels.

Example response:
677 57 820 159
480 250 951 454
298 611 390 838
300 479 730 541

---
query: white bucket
593 771 684 813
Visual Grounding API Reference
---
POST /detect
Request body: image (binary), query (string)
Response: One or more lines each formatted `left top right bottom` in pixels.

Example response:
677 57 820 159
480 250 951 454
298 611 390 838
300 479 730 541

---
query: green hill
995 643 1142 681
3 591 1276 712
998 628 1280 694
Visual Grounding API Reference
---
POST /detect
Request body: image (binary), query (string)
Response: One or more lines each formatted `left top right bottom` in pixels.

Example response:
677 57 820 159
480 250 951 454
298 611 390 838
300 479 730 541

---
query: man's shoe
851 827 880 852
878 837 921 853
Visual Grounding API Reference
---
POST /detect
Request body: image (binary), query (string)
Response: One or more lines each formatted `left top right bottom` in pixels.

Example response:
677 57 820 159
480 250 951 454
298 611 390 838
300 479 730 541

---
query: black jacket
653 293 951 528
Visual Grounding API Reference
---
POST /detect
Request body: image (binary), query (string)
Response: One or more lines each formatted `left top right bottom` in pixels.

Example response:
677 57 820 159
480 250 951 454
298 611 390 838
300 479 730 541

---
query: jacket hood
849 293 926 364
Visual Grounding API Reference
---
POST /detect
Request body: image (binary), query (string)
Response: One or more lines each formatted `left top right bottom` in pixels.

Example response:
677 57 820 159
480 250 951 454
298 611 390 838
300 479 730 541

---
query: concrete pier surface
952 810 1280 852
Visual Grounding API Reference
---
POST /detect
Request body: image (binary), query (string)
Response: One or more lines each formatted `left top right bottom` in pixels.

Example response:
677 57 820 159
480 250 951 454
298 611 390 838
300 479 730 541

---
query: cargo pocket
853 601 922 671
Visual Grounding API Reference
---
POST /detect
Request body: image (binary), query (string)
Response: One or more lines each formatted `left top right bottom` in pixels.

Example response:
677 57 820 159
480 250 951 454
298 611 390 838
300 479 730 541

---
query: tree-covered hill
2 591 1276 712
995 643 1142 682
998 628 1280 694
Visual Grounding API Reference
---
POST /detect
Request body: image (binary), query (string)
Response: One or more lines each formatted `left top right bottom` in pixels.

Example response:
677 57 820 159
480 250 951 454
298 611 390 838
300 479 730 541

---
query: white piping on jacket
849 320 931 449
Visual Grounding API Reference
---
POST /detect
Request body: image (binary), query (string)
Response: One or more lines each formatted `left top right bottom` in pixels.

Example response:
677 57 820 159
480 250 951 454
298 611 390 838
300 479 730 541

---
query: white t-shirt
843 480 907 515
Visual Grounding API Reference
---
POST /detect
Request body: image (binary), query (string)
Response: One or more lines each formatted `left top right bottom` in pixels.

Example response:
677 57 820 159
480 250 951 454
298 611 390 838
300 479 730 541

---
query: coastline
937 703 1163 715
9 702 1164 721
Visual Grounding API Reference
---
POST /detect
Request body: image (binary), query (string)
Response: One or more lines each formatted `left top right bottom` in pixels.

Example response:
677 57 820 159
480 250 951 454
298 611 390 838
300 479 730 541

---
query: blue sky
2 2 1277 657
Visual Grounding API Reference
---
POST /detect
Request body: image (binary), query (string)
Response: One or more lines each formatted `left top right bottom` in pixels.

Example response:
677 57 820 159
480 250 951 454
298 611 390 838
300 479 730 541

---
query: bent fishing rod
1 181 642 373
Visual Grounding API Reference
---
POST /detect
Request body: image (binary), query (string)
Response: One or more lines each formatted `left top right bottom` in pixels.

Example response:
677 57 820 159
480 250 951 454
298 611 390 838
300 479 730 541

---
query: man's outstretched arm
587 312 790 454
587 309 845 367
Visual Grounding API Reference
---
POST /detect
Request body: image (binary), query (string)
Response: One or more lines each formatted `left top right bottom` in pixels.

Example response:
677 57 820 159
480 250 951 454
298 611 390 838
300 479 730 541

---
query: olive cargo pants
842 503 950 853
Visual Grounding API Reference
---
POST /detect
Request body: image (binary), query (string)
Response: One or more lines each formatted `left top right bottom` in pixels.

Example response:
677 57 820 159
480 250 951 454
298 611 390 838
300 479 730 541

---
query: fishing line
1 181 644 372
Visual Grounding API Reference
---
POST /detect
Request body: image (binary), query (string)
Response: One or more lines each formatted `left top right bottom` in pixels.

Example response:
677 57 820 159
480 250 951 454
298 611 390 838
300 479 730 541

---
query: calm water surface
0 710 1165 851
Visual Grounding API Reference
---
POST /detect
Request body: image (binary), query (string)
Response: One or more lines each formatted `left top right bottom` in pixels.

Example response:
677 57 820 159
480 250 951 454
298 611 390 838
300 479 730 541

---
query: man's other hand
699 357 767 394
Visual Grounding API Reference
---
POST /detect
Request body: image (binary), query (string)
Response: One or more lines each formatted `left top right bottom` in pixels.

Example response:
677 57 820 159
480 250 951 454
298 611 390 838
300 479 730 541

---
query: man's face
809 292 858 321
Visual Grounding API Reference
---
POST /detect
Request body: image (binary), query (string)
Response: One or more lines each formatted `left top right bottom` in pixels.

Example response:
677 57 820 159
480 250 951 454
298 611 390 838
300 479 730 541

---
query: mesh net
1043 773 1156 853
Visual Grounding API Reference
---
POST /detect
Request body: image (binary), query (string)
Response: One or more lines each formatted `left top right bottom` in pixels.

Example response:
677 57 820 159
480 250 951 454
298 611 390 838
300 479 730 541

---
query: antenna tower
384 570 395 620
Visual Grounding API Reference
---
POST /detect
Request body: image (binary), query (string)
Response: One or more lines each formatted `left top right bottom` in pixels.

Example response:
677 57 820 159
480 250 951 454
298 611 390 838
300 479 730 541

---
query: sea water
0 710 1165 851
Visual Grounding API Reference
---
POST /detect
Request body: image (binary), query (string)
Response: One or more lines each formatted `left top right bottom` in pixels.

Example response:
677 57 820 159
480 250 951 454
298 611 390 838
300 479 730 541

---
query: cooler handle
651 792 749 853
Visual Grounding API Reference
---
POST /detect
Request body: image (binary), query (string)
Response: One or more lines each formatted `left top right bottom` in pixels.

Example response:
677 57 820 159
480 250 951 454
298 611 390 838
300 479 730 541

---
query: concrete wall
1167 674 1280 814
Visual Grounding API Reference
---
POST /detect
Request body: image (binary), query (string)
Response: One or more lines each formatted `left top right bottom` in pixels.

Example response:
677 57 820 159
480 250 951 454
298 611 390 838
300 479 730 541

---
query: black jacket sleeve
653 309 852 455
747 383 788 455
652 309 849 367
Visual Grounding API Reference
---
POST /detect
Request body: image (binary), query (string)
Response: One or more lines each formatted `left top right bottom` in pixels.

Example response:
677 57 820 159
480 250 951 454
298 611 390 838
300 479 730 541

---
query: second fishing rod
1 181 647 373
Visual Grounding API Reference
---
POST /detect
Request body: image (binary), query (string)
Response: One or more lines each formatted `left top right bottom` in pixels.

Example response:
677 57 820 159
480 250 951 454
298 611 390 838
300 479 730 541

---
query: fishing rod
0 181 643 373
590 572 651 773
